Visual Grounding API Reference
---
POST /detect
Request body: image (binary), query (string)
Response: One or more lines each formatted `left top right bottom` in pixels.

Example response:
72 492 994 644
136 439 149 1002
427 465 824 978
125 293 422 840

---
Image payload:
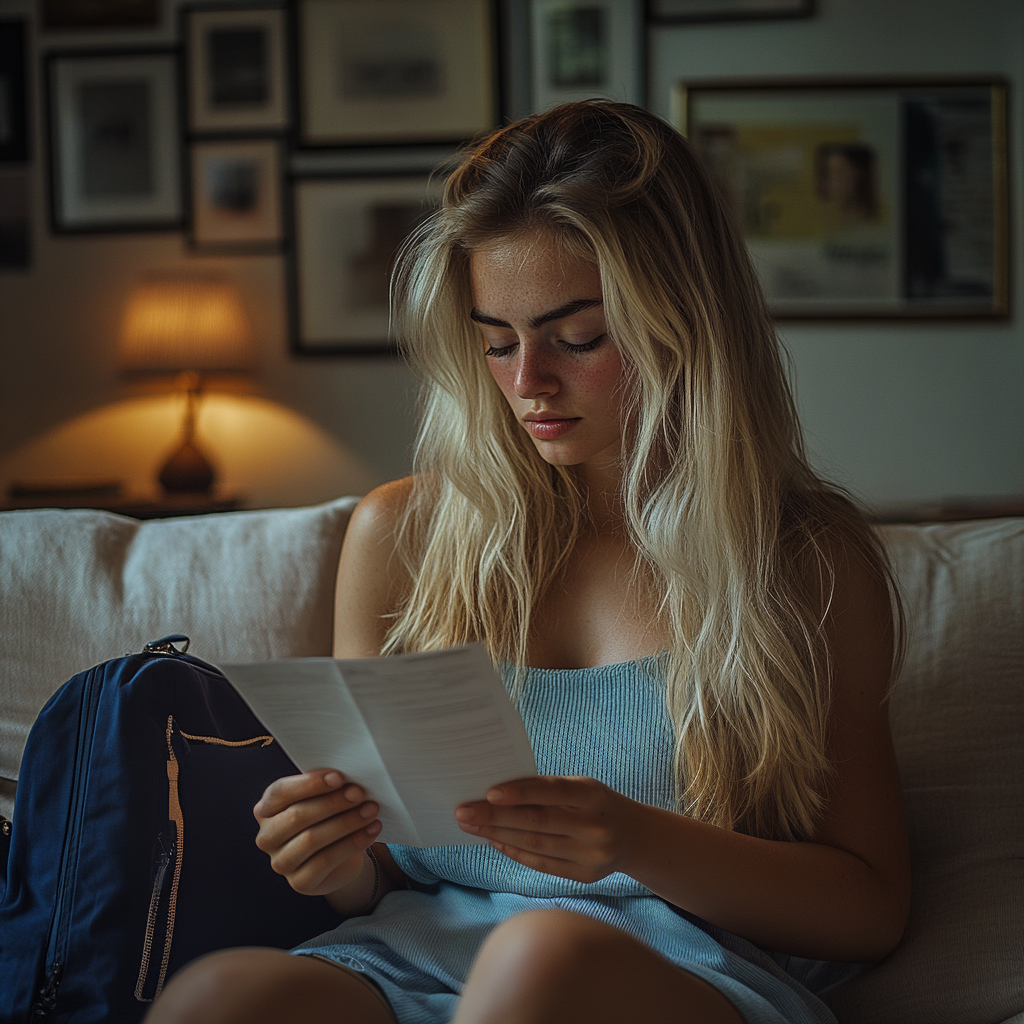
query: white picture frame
189 137 283 251
298 0 495 146
529 0 644 113
185 5 288 134
47 49 182 232
291 175 443 353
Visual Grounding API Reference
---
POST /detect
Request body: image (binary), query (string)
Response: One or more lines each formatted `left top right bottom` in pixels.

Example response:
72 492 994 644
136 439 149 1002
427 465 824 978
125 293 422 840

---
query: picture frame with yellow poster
674 77 1009 319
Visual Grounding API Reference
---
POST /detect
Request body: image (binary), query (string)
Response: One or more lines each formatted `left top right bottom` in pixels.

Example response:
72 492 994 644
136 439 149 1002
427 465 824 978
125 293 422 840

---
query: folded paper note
219 644 537 847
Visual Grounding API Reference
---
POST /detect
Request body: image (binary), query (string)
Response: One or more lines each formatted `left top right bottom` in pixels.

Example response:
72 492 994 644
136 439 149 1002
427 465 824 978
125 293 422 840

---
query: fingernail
454 807 474 821
324 771 343 788
459 822 480 834
359 801 378 819
343 784 363 802
367 820 382 835
486 788 504 802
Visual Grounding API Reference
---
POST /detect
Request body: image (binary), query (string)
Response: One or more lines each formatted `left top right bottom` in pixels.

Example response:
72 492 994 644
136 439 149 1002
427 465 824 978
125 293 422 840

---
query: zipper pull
143 635 190 657
32 961 64 1016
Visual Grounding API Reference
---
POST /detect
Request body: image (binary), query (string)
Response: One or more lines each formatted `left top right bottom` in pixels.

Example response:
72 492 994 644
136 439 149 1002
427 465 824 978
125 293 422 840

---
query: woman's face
469 233 626 479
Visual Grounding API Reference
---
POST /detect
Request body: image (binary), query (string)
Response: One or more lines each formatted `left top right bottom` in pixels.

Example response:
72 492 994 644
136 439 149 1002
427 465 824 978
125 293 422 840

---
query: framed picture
46 49 182 232
290 175 443 353
648 0 813 24
0 167 31 269
676 77 1009 318
529 0 645 113
298 0 495 146
189 138 283 251
42 0 160 30
0 21 29 162
184 6 288 134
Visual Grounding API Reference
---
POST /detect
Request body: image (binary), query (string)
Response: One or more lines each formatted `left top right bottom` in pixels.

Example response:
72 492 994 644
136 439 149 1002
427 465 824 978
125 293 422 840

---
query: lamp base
158 438 215 495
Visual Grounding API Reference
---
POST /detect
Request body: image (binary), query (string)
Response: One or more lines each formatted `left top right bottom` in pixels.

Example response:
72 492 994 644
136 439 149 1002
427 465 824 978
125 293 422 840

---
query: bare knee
144 947 392 1024
144 948 282 1024
459 907 639 1018
481 908 627 983
457 910 744 1024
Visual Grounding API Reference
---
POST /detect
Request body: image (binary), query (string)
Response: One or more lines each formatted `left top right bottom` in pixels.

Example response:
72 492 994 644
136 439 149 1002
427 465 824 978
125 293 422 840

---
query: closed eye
482 334 608 359
561 335 605 354
484 342 517 358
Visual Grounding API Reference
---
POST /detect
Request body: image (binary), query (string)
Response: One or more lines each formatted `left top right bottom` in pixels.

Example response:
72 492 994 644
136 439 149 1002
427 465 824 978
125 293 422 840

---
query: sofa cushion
0 498 358 813
825 518 1024 1024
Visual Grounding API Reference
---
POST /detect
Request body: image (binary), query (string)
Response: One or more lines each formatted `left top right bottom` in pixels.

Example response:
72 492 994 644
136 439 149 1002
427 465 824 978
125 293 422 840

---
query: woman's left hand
454 776 639 883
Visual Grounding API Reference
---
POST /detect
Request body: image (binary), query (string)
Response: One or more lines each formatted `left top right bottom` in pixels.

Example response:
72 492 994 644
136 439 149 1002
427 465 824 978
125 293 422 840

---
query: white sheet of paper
219 645 537 846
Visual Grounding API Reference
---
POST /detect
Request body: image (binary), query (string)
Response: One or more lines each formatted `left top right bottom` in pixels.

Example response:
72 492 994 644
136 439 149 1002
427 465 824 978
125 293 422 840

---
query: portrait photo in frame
290 174 443 353
298 0 495 146
46 49 182 232
189 137 284 252
529 0 645 113
185 5 289 134
676 77 1009 318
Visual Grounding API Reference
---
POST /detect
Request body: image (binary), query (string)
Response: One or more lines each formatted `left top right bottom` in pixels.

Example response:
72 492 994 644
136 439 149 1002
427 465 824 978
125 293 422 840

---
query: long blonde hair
387 101 900 841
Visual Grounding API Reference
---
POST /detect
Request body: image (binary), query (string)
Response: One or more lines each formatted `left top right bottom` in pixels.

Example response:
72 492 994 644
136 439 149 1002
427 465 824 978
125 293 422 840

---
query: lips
523 416 580 440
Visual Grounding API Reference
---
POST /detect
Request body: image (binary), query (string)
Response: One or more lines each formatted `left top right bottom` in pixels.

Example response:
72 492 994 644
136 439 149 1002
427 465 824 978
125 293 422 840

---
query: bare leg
454 909 745 1024
143 947 396 1024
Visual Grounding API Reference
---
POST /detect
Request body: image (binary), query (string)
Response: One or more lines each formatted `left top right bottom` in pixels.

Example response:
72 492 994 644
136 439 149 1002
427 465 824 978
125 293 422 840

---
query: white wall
649 0 1024 507
1 0 1021 509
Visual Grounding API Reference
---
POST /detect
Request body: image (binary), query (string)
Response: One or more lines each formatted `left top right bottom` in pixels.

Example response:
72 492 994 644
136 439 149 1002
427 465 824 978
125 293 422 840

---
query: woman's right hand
254 770 381 897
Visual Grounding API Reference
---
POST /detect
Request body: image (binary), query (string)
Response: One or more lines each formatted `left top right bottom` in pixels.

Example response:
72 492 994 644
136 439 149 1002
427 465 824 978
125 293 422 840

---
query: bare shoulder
345 476 416 546
333 477 417 658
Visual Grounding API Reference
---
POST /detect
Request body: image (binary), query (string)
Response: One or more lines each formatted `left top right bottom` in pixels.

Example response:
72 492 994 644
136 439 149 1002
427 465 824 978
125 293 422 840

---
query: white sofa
0 500 1021 1024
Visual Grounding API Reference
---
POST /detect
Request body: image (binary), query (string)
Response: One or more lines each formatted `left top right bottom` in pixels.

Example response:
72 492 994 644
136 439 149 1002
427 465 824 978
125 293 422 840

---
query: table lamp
119 276 252 495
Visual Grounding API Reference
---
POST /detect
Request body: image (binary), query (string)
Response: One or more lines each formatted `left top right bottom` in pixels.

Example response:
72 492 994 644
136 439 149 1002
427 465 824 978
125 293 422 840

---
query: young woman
147 101 910 1024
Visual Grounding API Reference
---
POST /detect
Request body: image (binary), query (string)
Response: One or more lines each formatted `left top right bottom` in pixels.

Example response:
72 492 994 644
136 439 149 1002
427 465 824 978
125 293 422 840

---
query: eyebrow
469 298 602 331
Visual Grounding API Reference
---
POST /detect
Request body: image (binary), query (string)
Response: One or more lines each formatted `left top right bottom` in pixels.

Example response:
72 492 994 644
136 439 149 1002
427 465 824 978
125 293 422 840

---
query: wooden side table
3 486 243 519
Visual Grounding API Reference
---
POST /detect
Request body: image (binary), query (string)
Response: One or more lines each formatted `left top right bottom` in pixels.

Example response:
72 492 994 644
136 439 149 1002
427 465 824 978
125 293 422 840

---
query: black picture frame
46 48 184 234
42 0 160 31
0 20 30 163
0 167 31 269
287 164 446 355
678 76 1010 319
647 0 814 24
183 4 289 136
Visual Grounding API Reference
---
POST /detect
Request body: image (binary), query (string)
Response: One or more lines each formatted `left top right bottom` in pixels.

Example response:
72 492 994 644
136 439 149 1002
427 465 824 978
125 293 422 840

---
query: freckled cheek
571 357 625 406
485 360 518 404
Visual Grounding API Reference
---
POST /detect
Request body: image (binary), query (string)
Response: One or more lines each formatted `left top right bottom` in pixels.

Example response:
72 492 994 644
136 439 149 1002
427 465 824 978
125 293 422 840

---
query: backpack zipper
31 663 104 1016
133 716 274 1003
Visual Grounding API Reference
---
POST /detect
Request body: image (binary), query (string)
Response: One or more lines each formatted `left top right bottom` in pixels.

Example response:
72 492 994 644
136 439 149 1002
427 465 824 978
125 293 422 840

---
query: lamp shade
119 277 252 371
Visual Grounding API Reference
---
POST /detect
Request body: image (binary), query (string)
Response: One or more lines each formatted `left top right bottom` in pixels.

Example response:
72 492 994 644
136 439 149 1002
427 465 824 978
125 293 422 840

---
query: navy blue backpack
0 636 339 1023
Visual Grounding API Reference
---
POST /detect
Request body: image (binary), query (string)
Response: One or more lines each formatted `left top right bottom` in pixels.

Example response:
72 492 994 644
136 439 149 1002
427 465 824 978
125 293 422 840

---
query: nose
513 341 559 400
